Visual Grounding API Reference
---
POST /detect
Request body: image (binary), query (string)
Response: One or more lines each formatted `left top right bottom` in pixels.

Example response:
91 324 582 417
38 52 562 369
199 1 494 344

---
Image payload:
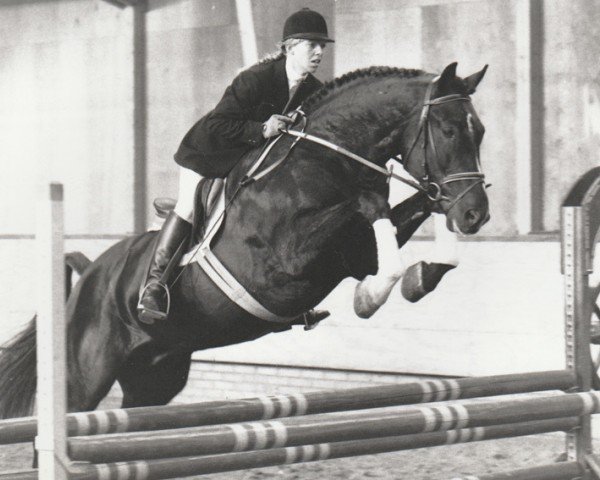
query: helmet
283 8 334 43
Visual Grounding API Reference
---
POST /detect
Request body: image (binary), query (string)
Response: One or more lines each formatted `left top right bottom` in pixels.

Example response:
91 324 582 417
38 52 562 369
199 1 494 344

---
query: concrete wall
543 0 600 231
1 0 599 383
334 0 600 235
0 0 135 235
2 0 598 236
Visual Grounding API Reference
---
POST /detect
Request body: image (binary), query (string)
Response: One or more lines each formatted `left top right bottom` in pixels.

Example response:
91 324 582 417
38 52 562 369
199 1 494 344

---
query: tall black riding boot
137 211 191 324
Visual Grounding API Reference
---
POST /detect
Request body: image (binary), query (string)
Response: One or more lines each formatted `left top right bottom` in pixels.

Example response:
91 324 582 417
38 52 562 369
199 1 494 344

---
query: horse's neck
308 84 421 164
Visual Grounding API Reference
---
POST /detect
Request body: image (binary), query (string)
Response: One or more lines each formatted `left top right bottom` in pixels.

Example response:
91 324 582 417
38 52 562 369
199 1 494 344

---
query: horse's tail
0 251 93 419
0 317 37 418
65 251 92 299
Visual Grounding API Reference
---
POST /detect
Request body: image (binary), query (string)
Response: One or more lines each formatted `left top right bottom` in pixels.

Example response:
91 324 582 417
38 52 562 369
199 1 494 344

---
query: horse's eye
442 127 455 139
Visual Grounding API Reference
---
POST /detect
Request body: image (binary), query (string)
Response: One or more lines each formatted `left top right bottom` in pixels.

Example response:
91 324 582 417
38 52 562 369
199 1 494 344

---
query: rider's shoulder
237 56 284 80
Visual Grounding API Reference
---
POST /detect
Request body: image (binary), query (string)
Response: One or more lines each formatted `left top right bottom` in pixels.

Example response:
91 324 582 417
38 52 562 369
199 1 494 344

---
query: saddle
151 177 223 245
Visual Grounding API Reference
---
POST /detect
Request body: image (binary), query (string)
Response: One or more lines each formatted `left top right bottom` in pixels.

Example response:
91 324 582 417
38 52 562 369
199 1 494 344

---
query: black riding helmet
283 8 335 43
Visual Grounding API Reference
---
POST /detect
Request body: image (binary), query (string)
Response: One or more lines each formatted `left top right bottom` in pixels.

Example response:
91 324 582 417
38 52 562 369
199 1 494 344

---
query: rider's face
287 40 326 75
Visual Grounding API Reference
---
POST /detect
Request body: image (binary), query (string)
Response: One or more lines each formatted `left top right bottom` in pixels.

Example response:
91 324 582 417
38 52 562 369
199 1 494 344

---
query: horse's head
402 62 490 235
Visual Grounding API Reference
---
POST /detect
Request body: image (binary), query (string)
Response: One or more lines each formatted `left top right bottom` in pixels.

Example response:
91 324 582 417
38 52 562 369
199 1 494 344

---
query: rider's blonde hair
255 39 304 65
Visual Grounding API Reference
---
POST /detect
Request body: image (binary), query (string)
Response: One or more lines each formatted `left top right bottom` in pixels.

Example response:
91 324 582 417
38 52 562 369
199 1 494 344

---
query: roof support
235 0 259 65
515 0 545 233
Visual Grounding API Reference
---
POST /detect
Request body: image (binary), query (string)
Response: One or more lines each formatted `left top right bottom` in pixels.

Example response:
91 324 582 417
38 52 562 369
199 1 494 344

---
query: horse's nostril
465 209 481 226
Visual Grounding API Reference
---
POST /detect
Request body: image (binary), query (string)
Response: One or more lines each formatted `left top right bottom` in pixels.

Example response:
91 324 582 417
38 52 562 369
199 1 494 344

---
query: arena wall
2 0 599 399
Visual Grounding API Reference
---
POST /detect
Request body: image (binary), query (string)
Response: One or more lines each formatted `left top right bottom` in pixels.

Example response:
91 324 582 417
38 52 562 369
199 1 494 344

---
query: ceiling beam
101 0 142 9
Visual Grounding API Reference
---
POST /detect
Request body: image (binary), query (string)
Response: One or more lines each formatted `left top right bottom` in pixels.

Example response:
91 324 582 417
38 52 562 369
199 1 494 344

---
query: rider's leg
137 167 200 324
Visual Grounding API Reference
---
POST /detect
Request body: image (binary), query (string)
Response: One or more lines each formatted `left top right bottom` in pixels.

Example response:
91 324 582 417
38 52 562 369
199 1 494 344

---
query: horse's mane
302 66 426 113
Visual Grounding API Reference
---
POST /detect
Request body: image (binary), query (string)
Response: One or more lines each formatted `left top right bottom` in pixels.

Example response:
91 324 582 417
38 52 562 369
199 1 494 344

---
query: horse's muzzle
450 207 490 235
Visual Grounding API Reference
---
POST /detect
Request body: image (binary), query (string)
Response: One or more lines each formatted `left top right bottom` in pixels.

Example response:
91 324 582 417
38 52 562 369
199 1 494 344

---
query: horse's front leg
389 191 431 248
390 192 459 303
353 191 414 319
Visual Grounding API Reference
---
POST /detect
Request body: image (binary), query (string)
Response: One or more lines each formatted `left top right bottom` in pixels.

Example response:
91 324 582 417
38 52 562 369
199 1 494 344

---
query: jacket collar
273 56 320 113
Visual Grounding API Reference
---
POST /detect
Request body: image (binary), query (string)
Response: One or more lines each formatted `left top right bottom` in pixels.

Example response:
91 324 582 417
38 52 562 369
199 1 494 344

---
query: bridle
271 77 488 214
402 80 488 213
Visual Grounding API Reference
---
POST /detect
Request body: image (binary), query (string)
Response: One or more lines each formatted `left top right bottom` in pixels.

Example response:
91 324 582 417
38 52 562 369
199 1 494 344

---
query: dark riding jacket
174 56 323 178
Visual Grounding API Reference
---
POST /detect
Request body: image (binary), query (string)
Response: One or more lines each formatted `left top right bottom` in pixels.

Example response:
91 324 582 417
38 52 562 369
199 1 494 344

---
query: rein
272 78 488 211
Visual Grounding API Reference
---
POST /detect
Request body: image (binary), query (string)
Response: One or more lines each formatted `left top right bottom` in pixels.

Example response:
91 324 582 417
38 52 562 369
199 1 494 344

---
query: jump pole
35 183 68 480
0 369 576 443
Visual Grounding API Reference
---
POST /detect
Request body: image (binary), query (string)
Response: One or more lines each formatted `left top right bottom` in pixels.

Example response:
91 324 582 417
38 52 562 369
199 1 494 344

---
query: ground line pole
35 183 68 479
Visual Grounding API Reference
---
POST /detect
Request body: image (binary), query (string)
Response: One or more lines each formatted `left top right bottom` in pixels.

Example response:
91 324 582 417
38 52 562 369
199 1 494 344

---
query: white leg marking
354 219 408 318
431 214 459 265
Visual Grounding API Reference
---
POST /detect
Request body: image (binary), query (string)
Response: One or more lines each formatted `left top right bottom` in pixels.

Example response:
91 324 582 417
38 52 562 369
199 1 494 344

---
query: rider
138 8 334 324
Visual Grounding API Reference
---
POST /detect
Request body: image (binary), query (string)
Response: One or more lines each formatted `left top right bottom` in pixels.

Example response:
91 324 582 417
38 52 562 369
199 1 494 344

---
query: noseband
402 80 487 213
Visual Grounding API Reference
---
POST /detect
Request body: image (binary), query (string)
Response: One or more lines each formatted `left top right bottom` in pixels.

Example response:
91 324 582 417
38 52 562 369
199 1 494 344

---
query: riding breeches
173 167 203 223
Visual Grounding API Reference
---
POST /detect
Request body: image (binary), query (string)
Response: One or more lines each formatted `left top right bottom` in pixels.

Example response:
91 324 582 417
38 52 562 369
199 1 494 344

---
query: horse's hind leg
117 346 192 407
66 308 131 412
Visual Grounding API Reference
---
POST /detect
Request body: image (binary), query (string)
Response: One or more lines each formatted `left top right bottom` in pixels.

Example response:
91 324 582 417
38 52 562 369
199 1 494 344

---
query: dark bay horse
0 62 489 417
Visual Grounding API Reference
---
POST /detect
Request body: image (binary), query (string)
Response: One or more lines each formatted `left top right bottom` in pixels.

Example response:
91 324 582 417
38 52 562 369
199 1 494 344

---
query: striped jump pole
1 417 571 480
68 391 600 463
0 369 575 444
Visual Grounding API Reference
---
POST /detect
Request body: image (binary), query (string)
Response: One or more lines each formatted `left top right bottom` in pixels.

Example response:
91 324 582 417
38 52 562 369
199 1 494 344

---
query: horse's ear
463 64 489 94
438 62 458 86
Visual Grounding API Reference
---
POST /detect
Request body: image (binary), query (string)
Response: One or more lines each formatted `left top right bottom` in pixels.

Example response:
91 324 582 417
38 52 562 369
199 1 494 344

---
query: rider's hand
262 114 293 138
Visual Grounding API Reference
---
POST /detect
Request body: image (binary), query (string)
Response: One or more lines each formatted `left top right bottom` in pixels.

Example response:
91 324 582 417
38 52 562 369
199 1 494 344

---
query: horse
0 62 489 418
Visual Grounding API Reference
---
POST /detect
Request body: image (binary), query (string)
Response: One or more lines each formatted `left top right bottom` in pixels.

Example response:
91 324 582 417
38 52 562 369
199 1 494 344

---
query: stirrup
137 281 171 324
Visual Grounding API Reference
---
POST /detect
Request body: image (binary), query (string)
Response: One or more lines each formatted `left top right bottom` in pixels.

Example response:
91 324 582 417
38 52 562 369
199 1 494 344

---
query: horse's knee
357 191 390 224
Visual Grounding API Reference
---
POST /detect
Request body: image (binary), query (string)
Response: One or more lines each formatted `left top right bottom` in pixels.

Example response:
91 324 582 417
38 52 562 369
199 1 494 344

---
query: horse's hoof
401 261 456 303
353 285 380 319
